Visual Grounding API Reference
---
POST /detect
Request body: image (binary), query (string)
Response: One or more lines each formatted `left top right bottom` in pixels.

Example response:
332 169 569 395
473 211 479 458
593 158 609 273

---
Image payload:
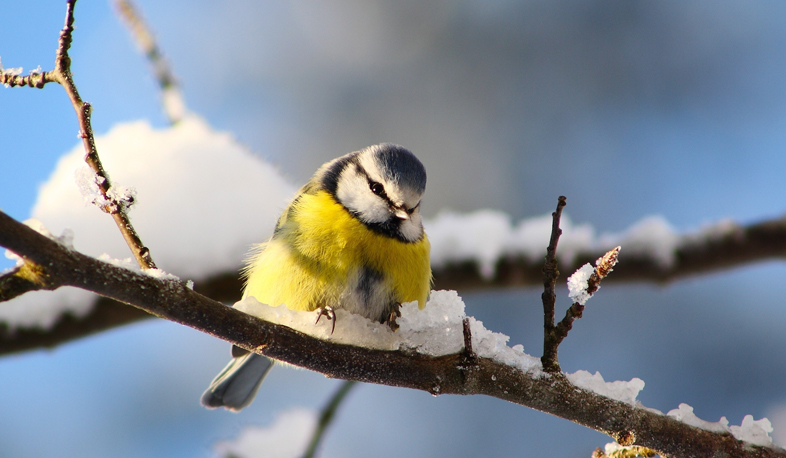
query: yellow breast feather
242 190 431 313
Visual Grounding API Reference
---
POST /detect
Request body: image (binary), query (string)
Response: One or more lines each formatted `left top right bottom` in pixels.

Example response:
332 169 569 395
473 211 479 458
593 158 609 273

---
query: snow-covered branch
0 209 783 458
431 212 786 290
2 213 786 356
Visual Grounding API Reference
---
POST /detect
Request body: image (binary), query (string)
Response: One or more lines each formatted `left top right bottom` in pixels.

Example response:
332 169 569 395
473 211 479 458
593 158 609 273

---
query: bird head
321 143 426 242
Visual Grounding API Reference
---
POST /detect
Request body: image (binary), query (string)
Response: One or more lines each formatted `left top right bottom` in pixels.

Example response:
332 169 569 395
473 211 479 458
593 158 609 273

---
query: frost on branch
567 246 621 306
566 370 644 406
567 263 595 305
75 165 137 212
667 403 774 446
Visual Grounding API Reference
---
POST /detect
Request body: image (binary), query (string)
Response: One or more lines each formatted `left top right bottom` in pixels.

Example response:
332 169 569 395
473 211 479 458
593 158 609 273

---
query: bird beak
393 207 409 220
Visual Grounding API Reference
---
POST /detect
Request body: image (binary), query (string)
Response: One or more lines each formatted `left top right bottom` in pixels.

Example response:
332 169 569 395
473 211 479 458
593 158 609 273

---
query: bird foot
386 303 402 332
316 306 337 334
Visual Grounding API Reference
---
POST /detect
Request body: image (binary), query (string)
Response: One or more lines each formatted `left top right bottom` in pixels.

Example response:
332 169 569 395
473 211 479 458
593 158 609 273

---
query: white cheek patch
399 209 424 242
336 166 390 223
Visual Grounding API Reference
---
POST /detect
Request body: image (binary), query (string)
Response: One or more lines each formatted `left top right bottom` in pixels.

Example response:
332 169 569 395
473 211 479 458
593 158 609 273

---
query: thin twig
113 0 185 123
541 196 566 372
302 381 358 458
2 0 156 270
0 68 55 88
545 247 621 372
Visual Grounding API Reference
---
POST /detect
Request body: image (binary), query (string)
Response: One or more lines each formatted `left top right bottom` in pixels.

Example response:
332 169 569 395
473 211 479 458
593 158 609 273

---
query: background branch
113 0 184 124
0 209 782 458
434 213 786 290
303 380 358 458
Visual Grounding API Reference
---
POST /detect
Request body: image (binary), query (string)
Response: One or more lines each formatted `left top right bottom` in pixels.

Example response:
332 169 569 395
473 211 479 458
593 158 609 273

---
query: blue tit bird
201 143 432 411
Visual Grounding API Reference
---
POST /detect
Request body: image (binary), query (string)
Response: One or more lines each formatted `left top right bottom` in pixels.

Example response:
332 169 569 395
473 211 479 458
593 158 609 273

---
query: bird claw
316 306 337 334
387 303 402 332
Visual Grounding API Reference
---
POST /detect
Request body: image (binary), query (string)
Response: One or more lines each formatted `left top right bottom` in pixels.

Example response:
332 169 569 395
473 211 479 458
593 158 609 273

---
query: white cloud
2 115 295 330
213 408 317 458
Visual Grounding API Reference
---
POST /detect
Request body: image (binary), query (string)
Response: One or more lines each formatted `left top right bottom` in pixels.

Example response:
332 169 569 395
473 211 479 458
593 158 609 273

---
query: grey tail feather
201 353 274 411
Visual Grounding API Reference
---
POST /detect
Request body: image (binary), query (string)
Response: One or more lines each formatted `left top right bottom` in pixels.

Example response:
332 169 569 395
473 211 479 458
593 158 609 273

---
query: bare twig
0 209 783 458
541 196 566 372
1 0 156 270
113 0 185 123
302 381 358 458
0 67 55 88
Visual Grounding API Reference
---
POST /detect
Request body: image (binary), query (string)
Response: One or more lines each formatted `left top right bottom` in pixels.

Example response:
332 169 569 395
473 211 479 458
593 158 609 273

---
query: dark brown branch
0 264 53 302
552 302 584 349
4 214 786 357
541 196 566 372
56 1 156 270
462 317 474 357
0 270 242 356
0 209 783 458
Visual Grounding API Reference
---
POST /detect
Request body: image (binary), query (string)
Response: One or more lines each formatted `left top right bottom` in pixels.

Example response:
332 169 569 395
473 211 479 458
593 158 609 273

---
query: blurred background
2 1 786 456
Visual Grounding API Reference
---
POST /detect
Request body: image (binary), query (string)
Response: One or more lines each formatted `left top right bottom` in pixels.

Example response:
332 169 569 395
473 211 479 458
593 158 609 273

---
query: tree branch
113 0 185 124
544 246 621 372
433 214 786 290
541 196 566 372
3 213 786 356
303 380 358 458
0 209 783 458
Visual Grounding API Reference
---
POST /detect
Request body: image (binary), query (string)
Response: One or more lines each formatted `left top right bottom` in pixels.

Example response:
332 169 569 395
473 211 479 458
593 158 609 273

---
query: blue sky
3 1 786 457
